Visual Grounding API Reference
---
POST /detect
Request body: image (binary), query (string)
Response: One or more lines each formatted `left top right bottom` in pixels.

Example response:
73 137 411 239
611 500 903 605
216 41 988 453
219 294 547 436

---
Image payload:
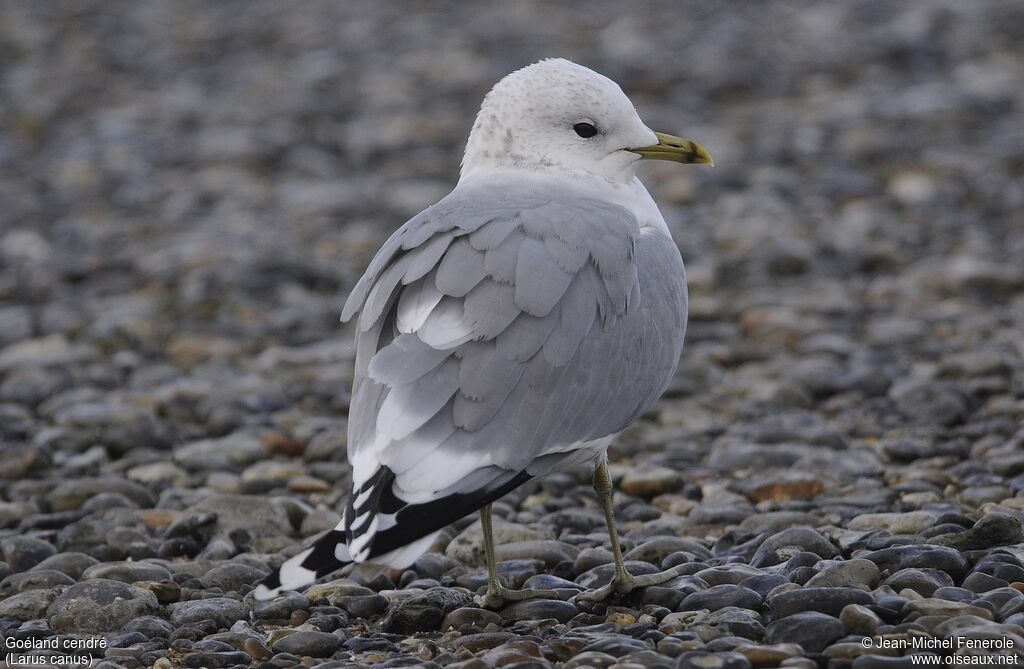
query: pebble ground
1 2 1023 668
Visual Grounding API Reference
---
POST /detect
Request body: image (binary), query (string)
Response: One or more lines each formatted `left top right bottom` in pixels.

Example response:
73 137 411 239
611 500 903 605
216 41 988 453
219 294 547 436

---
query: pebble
446 519 542 566
380 586 472 633
676 650 752 669
271 630 341 657
679 584 763 612
253 591 310 621
928 512 1023 550
889 379 971 426
496 540 579 566
334 593 389 618
182 651 252 667
688 607 765 641
457 632 517 653
47 478 155 512
739 573 790 597
767 587 873 619
579 636 650 656
177 494 294 539
839 603 883 635
860 545 970 582
499 599 578 623
564 651 618 668
441 606 503 631
47 579 160 633
0 569 75 595
576 561 661 588
574 547 615 573
765 611 845 653
616 465 683 496
168 597 249 628
624 537 710 564
735 643 802 665
848 512 937 534
751 528 839 567
123 616 174 638
882 568 952 596
1 536 57 571
961 571 1007 593
82 560 172 583
0 588 58 620
199 562 269 592
902 598 993 620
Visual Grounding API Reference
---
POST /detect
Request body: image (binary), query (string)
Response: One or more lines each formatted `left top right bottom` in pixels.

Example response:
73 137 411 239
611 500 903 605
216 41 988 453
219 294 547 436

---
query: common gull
256 58 712 605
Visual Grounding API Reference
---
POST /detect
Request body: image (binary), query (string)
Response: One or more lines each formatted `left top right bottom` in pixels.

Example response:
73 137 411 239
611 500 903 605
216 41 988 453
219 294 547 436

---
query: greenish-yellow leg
475 503 560 609
573 458 686 602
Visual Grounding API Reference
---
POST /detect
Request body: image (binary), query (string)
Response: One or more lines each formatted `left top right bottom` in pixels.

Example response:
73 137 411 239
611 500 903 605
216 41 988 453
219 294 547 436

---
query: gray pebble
0 588 58 620
441 606 503 631
889 379 971 426
578 636 651 657
738 573 791 597
182 651 253 667
334 593 389 618
929 512 1023 550
253 590 310 620
271 630 341 657
804 559 880 589
496 540 579 566
690 606 765 641
860 545 970 582
679 584 763 612
380 586 472 634
764 611 845 653
624 536 711 564
882 568 953 596
47 477 155 512
1 536 57 572
177 494 294 540
576 560 660 588
768 586 873 620
199 562 269 592
0 569 75 596
82 560 172 584
499 598 578 623
48 579 160 633
168 597 249 628
676 650 752 669
122 615 174 637
751 528 838 567
961 571 1008 593
573 547 614 573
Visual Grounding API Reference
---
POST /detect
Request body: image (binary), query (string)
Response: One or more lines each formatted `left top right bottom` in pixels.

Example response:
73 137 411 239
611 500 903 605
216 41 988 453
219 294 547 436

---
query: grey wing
340 181 687 563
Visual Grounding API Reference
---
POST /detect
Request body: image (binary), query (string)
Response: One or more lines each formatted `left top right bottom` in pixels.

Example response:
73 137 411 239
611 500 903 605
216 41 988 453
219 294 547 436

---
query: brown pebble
263 430 305 457
242 638 272 660
132 579 181 604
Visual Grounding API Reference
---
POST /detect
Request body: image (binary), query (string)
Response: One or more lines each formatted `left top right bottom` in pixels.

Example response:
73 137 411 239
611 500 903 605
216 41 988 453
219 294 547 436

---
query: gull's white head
460 58 711 183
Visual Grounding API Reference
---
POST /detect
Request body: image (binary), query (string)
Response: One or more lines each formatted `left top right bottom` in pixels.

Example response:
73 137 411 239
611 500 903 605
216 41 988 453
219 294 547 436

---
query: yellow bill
629 131 714 166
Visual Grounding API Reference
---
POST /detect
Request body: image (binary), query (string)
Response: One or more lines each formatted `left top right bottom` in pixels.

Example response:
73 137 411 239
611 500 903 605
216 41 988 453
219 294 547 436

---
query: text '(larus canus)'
256 58 712 606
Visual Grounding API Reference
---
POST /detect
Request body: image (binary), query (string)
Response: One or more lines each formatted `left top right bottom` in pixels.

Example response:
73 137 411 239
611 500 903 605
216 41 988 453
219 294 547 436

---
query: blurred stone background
1 1 1023 667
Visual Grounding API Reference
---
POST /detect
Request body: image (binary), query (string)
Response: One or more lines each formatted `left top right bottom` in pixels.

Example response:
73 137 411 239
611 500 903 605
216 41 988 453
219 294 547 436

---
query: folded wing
338 178 687 566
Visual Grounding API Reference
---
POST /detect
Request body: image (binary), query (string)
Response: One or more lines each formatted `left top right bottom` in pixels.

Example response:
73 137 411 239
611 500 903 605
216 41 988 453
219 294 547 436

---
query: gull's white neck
457 166 671 236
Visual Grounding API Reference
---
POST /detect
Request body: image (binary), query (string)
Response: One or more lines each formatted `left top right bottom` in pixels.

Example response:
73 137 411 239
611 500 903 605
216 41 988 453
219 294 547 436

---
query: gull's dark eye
573 122 598 138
